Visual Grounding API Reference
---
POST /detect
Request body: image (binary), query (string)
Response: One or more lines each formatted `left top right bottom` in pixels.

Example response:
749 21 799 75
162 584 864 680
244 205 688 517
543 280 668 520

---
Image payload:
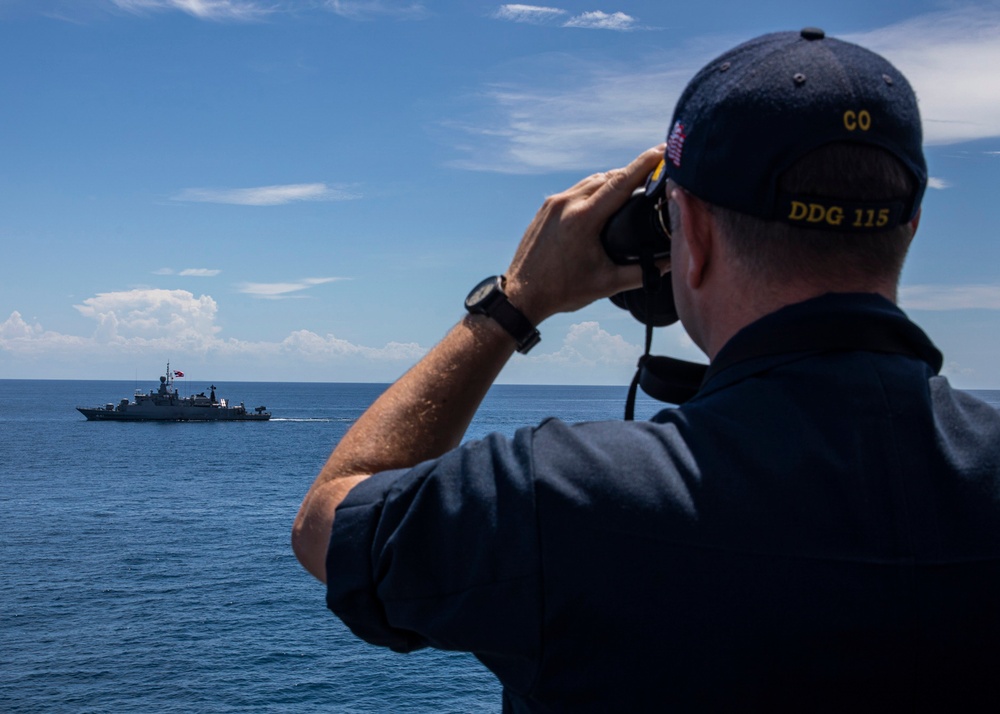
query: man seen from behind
293 28 1000 712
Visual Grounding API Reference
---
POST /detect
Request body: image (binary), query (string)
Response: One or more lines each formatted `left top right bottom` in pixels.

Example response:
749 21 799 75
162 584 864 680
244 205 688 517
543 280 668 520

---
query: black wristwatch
465 276 541 354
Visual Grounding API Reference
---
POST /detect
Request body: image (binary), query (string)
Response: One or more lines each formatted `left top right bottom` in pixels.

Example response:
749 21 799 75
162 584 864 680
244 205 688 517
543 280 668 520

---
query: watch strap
467 276 541 354
488 291 541 354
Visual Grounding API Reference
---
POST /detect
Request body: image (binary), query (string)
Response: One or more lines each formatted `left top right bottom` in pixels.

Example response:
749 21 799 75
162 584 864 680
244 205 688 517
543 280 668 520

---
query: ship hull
77 407 270 422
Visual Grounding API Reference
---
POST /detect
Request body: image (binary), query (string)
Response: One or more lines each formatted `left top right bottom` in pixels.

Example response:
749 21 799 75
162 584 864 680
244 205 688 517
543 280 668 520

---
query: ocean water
2 380 999 713
0 379 664 713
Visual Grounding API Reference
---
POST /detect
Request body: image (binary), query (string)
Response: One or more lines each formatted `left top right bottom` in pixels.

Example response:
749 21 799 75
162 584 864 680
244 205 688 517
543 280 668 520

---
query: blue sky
2 0 999 387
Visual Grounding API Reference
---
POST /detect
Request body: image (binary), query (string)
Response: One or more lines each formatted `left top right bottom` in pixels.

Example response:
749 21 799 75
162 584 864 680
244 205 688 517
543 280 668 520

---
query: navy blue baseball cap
657 28 927 232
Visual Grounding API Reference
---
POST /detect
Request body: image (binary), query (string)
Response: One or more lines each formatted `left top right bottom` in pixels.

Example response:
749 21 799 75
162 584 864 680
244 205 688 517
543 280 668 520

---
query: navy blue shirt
327 294 1000 712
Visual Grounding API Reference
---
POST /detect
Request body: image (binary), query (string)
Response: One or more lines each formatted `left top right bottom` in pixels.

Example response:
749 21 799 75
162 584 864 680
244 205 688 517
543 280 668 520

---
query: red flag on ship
174 370 184 378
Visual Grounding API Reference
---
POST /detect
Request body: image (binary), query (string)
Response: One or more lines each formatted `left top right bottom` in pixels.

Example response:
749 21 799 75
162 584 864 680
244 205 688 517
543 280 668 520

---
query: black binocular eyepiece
599 165 679 327
599 162 710 413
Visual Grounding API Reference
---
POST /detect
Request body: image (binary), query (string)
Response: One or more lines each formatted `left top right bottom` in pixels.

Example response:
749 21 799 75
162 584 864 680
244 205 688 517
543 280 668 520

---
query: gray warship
77 363 271 422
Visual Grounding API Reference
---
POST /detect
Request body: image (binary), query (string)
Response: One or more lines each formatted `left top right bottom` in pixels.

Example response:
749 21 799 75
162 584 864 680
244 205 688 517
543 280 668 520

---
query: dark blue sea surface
0 380 664 713
2 380 998 712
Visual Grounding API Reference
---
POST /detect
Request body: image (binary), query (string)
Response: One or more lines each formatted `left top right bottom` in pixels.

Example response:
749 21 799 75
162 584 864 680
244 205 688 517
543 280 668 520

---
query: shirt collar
697 292 943 400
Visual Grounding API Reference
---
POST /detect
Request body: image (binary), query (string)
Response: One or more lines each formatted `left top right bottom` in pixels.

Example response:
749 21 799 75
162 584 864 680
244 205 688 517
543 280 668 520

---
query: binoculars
599 163 679 326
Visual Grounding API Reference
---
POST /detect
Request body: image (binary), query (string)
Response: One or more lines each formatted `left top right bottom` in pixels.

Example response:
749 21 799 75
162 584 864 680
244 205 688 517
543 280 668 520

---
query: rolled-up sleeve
325 426 543 691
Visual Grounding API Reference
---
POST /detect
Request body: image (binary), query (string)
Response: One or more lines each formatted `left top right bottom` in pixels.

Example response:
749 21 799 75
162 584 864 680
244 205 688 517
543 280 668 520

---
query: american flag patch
666 121 686 168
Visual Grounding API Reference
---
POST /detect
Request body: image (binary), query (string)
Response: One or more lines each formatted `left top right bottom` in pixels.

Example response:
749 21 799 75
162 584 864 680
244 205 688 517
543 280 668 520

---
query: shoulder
930 378 1000 454
530 414 693 464
931 379 1000 420
528 415 701 518
338 415 700 525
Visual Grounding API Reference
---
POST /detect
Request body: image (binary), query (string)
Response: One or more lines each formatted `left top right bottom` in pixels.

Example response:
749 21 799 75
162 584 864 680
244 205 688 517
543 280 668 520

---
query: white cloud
449 64 688 173
533 320 639 365
0 291 427 368
153 267 221 276
0 312 42 341
492 5 639 30
492 4 566 24
942 360 977 379
0 312 88 356
110 0 273 21
2 296 713 383
900 284 1000 310
238 277 345 298
73 289 222 344
455 6 1000 173
927 177 951 190
845 8 1000 145
279 329 424 360
325 0 427 20
173 183 359 206
563 10 636 31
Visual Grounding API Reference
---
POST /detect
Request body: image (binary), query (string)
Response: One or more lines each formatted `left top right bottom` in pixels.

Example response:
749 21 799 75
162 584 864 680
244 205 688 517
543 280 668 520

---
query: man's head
658 29 928 355
662 27 926 229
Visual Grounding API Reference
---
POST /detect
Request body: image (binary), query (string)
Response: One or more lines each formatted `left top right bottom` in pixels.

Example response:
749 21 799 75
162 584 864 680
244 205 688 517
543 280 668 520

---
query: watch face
466 276 500 310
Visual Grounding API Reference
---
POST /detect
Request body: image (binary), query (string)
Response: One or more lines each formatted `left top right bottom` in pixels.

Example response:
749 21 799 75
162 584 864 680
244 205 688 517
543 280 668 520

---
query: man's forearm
320 313 514 476
292 312 516 581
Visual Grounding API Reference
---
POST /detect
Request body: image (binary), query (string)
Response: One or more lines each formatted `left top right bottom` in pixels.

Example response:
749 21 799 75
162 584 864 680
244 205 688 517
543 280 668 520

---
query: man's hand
503 145 667 324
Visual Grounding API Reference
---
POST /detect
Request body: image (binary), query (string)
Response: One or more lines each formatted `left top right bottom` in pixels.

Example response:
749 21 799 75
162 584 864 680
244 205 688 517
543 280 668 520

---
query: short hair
705 142 918 285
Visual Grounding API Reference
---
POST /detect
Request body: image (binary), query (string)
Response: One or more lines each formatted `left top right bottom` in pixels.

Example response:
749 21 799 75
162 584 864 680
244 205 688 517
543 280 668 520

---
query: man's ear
673 188 715 290
895 207 920 254
909 207 921 239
